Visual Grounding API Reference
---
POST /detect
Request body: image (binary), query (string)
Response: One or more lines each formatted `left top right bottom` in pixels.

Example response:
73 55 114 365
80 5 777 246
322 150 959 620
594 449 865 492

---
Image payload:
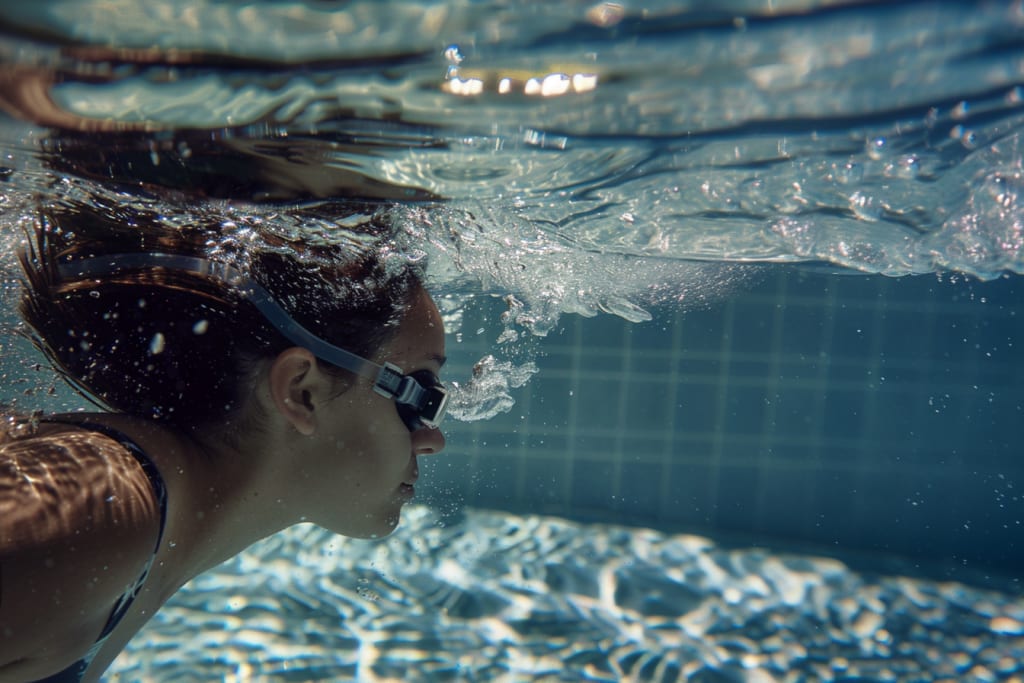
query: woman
0 201 448 682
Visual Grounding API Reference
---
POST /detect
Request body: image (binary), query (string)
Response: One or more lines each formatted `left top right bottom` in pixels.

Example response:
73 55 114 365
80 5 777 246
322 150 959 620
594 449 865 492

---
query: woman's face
311 286 447 538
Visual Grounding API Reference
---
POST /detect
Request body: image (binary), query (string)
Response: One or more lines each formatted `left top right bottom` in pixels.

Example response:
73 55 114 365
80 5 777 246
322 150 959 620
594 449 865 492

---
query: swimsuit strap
63 420 168 638
28 418 168 683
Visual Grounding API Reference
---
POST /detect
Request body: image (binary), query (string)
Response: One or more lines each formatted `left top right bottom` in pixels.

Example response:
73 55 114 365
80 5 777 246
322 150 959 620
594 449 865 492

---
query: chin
378 510 402 536
335 509 402 540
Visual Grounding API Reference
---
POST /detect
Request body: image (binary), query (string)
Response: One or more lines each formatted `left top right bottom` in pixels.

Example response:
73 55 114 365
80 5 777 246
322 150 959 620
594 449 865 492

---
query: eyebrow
431 354 448 368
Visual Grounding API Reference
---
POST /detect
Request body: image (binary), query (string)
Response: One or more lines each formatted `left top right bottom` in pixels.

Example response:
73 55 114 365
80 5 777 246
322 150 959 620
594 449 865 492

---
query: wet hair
17 198 423 433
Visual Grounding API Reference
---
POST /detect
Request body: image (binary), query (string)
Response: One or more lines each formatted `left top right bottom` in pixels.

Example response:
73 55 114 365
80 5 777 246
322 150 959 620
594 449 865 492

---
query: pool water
0 1 1022 681
109 508 1024 682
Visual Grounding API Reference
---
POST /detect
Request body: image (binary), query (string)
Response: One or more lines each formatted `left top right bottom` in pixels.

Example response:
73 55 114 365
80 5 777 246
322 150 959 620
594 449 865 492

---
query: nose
412 425 446 455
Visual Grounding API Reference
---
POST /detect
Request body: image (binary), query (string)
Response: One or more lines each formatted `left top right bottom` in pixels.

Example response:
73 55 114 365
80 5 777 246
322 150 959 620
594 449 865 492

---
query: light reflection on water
1 1 1023 286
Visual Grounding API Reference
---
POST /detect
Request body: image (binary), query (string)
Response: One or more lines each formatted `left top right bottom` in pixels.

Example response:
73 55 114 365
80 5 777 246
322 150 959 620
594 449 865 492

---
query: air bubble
834 161 864 185
866 136 887 160
443 44 464 80
849 191 882 221
886 154 920 179
149 332 166 355
443 45 464 65
980 173 1019 208
586 2 626 27
447 355 538 422
598 296 652 323
739 176 767 211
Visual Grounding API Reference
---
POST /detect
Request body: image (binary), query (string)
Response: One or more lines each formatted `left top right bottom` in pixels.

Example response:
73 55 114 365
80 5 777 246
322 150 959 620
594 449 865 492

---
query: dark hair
17 198 423 431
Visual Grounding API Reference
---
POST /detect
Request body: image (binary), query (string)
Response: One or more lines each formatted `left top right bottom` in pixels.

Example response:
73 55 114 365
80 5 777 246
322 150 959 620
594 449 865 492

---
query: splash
391 202 756 337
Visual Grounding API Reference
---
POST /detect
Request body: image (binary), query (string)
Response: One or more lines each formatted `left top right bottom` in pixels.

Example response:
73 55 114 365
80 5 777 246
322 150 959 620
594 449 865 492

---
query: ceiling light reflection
444 70 598 98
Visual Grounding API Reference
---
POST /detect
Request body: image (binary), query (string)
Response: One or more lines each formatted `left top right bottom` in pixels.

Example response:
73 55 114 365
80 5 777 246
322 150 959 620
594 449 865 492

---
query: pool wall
427 268 1024 578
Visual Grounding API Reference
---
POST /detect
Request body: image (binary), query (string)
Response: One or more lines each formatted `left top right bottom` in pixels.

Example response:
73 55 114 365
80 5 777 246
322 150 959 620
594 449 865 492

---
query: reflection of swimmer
0 61 441 202
0 204 448 682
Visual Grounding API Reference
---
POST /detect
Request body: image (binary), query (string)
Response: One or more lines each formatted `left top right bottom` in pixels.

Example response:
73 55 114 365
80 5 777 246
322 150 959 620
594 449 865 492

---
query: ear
267 347 329 436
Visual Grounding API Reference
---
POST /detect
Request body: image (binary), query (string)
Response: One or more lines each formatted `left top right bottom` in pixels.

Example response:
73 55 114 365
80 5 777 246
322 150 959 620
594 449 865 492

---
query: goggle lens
393 369 448 431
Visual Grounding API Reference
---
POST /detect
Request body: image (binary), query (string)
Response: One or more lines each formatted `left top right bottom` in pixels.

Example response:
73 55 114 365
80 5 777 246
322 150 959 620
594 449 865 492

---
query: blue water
1 1 1023 680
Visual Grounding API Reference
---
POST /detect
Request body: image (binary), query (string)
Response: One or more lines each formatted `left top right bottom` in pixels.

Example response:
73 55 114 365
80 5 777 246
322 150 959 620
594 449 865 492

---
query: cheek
351 402 412 454
364 395 412 436
335 389 413 452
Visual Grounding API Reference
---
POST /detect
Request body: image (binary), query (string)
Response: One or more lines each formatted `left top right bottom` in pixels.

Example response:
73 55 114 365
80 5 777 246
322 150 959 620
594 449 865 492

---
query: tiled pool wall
427 267 1024 577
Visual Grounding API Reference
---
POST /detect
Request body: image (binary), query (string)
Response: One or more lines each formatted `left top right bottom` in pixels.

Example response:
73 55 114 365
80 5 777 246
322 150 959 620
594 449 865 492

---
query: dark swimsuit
30 420 168 683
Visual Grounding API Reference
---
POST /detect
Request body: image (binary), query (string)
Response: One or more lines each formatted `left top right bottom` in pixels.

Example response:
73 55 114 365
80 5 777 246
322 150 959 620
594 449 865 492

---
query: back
0 419 163 681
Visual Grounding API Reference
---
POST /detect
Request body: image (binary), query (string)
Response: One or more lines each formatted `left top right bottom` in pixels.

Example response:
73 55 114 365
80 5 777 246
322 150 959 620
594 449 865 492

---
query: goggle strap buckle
373 362 408 401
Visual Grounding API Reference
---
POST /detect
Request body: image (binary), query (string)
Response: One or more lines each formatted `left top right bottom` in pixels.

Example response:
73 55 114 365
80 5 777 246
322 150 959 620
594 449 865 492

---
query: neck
162 425 305 579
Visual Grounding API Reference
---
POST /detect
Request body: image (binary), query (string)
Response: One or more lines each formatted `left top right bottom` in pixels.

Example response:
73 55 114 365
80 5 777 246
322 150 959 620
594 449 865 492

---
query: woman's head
17 199 427 439
268 283 447 537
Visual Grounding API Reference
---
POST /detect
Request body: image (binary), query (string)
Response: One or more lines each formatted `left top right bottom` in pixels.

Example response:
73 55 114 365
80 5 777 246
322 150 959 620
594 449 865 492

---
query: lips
403 462 419 488
398 461 418 495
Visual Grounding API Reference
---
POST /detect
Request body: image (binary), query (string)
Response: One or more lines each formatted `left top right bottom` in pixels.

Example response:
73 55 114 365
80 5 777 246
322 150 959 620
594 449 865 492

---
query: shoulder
0 421 162 675
0 422 163 553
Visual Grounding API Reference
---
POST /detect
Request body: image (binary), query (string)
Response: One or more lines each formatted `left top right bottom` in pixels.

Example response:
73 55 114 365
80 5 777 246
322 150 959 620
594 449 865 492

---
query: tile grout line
564 317 583 507
610 321 634 510
806 278 838 539
754 271 787 534
660 312 685 523
852 276 889 534
709 296 737 525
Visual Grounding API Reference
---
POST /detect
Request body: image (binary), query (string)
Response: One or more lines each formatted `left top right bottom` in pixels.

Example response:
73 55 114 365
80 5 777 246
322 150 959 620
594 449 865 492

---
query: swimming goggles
56 253 449 431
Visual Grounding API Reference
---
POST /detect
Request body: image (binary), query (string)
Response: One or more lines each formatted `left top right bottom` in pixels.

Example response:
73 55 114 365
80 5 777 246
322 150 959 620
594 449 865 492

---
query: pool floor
111 507 1024 682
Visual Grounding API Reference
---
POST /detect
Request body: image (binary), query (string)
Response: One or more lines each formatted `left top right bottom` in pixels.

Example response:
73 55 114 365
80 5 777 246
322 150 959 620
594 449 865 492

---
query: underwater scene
0 1 1022 681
